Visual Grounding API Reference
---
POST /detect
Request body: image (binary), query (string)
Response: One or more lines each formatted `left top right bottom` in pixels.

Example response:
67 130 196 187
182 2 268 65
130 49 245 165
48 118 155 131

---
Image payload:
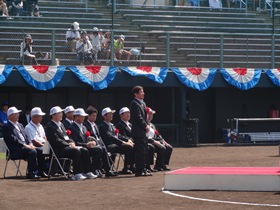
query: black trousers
133 137 148 174
58 147 91 174
87 145 103 171
107 143 134 168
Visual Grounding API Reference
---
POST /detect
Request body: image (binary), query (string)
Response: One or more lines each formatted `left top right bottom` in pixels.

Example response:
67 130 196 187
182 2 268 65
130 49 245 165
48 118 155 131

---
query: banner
68 66 118 90
220 68 262 90
0 65 13 84
16 65 66 90
171 68 217 91
264 69 280 86
120 66 168 83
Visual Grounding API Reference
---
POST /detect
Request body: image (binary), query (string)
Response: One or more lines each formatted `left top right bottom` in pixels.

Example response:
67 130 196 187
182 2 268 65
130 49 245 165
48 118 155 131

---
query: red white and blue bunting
16 65 66 91
0 64 13 84
68 66 117 90
120 66 168 83
264 69 280 86
219 68 262 90
171 68 217 91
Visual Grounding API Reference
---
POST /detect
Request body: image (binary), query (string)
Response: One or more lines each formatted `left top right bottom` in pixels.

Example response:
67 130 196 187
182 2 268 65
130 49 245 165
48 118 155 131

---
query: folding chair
42 141 72 179
2 140 26 178
115 153 125 172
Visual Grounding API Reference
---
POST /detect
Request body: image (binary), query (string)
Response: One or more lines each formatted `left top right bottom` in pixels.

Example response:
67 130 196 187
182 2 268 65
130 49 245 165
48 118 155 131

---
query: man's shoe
162 166 171 171
122 168 133 174
85 172 98 179
154 166 164 171
105 171 118 177
26 173 40 179
72 173 87 181
135 172 147 177
147 168 157 172
94 170 103 178
144 171 153 176
38 171 48 178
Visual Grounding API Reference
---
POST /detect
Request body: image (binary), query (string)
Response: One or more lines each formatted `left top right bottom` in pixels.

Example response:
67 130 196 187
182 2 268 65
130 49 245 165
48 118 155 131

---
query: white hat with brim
119 107 130 115
50 106 64 115
102 107 116 116
73 108 88 116
7 107 22 117
31 107 46 117
64 105 75 114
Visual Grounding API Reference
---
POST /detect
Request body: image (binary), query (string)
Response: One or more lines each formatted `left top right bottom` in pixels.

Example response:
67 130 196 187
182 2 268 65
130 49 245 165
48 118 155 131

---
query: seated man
3 107 46 179
69 108 116 178
114 35 131 63
24 107 47 177
146 107 172 171
84 107 118 177
98 107 134 174
45 106 97 180
76 30 94 65
65 22 80 52
61 105 75 130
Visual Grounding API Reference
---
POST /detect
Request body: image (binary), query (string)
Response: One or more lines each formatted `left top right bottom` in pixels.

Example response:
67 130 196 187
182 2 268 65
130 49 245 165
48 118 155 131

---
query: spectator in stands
76 30 94 65
45 106 97 180
66 22 80 52
3 106 46 179
18 105 31 127
62 105 75 130
0 0 11 17
89 27 101 63
8 0 23 16
20 34 44 65
24 0 40 16
0 101 9 127
98 107 134 174
129 46 145 60
114 34 131 64
24 107 47 177
146 107 172 171
101 31 117 63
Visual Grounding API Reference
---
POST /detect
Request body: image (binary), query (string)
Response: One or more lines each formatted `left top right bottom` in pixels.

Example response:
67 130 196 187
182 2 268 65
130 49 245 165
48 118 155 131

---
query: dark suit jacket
3 121 31 158
45 120 71 156
130 98 148 138
62 119 72 130
98 121 129 147
116 120 132 138
69 122 89 147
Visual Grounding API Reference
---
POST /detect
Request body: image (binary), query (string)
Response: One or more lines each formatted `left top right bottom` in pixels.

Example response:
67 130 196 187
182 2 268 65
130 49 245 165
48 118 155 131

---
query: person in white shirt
89 27 101 63
66 22 80 52
76 30 94 65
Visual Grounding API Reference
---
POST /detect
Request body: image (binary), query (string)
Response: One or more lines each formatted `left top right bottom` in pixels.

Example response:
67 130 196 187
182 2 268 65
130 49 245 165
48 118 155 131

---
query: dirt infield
1 145 280 210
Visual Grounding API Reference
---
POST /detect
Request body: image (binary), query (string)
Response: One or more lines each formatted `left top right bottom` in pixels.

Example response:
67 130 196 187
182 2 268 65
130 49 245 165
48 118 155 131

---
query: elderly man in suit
130 85 152 177
3 107 46 179
98 107 134 174
61 105 75 130
45 106 97 180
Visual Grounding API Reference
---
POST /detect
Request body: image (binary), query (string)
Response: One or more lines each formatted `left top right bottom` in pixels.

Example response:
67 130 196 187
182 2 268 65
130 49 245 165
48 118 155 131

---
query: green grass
0 153 5 159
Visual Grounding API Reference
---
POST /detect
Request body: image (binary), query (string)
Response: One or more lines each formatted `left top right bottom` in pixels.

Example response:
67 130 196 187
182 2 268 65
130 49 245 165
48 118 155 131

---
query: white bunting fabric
120 66 168 83
264 69 280 86
0 65 13 84
171 67 217 91
16 65 66 90
68 66 118 90
220 68 262 90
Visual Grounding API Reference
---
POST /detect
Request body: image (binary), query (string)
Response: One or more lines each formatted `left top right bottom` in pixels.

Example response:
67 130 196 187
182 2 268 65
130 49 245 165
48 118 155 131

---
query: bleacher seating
0 0 279 67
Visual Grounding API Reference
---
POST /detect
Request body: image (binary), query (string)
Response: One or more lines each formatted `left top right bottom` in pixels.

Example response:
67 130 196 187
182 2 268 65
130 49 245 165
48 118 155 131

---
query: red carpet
167 167 280 175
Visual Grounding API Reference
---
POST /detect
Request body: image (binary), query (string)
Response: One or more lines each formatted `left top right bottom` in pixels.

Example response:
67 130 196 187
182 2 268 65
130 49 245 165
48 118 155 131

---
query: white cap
146 107 156 114
50 106 64 115
119 107 130 115
72 22 79 30
120 34 125 41
7 107 22 117
64 105 75 114
93 27 98 31
101 107 116 116
73 108 88 116
31 107 46 117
